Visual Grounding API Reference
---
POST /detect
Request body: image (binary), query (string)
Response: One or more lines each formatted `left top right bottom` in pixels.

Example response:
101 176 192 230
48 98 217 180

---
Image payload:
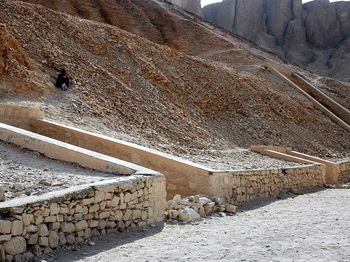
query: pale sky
202 0 348 7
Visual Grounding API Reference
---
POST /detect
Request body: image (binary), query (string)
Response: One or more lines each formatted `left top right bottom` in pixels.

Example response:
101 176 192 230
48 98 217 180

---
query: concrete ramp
0 122 157 176
291 73 350 125
266 66 350 132
29 118 217 198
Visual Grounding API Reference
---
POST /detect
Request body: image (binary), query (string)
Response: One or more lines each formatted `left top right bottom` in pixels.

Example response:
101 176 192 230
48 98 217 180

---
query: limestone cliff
168 0 203 16
203 0 350 82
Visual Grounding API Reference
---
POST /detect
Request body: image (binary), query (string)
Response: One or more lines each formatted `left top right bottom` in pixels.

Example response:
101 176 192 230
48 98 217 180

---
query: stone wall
210 165 326 205
338 160 350 184
0 175 166 261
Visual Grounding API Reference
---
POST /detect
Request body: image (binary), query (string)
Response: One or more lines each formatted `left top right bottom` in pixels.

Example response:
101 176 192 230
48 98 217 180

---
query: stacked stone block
212 165 326 205
0 175 166 261
338 160 350 184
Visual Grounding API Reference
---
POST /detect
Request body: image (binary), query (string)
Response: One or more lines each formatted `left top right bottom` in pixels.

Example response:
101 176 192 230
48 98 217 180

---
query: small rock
13 183 24 192
218 212 226 217
225 205 237 214
178 207 201 222
199 197 211 205
168 210 179 219
167 200 177 209
39 180 52 186
211 196 224 205
173 194 182 204
0 186 5 202
88 241 95 246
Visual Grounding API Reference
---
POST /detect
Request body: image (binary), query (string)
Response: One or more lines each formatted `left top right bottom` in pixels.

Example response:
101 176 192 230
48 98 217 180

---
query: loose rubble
0 142 115 201
165 194 237 222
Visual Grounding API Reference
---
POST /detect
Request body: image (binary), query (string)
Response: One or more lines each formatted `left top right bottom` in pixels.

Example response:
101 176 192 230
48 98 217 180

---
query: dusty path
54 189 350 262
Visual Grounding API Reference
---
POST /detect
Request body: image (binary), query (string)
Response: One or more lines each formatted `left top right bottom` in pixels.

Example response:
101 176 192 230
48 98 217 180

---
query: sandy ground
0 142 114 200
184 148 300 170
52 189 350 262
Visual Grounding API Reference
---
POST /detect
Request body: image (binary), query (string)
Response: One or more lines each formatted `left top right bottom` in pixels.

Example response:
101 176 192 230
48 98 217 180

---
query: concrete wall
30 119 215 199
210 165 326 205
0 103 44 129
338 160 350 183
0 175 166 261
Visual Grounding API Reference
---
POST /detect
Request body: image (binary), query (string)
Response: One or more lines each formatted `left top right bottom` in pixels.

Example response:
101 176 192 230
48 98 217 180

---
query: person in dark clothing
55 69 70 91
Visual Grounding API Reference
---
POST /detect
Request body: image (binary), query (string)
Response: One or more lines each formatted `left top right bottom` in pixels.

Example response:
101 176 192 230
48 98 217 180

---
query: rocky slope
0 23 51 97
19 0 215 54
0 0 349 158
203 0 350 82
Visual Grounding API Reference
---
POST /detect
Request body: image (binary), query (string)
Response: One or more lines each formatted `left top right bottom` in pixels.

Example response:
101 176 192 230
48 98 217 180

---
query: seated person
55 69 70 91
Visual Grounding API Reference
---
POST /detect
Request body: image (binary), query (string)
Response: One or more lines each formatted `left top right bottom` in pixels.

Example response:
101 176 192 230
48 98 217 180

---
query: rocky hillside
0 0 349 158
203 0 350 82
0 23 51 97
19 0 218 54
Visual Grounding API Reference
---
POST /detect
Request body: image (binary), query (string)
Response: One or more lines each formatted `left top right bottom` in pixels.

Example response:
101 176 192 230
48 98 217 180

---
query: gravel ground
184 148 301 170
0 142 114 200
53 189 350 262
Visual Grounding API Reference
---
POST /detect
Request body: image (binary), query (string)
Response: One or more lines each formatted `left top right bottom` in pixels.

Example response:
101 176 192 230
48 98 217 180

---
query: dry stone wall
211 165 326 205
0 175 166 261
338 161 350 184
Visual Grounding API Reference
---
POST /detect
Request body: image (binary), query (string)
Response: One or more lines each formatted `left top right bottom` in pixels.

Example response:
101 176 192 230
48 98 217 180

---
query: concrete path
55 189 350 262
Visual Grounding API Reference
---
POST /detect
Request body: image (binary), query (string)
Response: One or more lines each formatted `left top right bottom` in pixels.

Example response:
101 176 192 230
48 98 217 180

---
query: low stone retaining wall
0 175 166 261
210 165 326 205
338 161 350 184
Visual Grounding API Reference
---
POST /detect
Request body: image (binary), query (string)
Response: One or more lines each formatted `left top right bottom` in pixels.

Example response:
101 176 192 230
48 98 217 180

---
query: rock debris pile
166 194 237 222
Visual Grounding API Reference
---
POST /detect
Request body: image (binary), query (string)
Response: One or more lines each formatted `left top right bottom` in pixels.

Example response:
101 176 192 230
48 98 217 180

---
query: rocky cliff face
203 0 350 82
167 0 203 16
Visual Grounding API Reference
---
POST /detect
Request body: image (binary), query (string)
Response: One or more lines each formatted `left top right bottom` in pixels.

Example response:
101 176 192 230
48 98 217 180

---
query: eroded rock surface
203 0 350 82
167 0 203 16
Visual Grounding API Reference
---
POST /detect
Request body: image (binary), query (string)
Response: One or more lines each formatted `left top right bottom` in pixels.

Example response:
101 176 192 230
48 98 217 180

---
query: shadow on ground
52 223 165 262
50 189 329 262
238 188 327 212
